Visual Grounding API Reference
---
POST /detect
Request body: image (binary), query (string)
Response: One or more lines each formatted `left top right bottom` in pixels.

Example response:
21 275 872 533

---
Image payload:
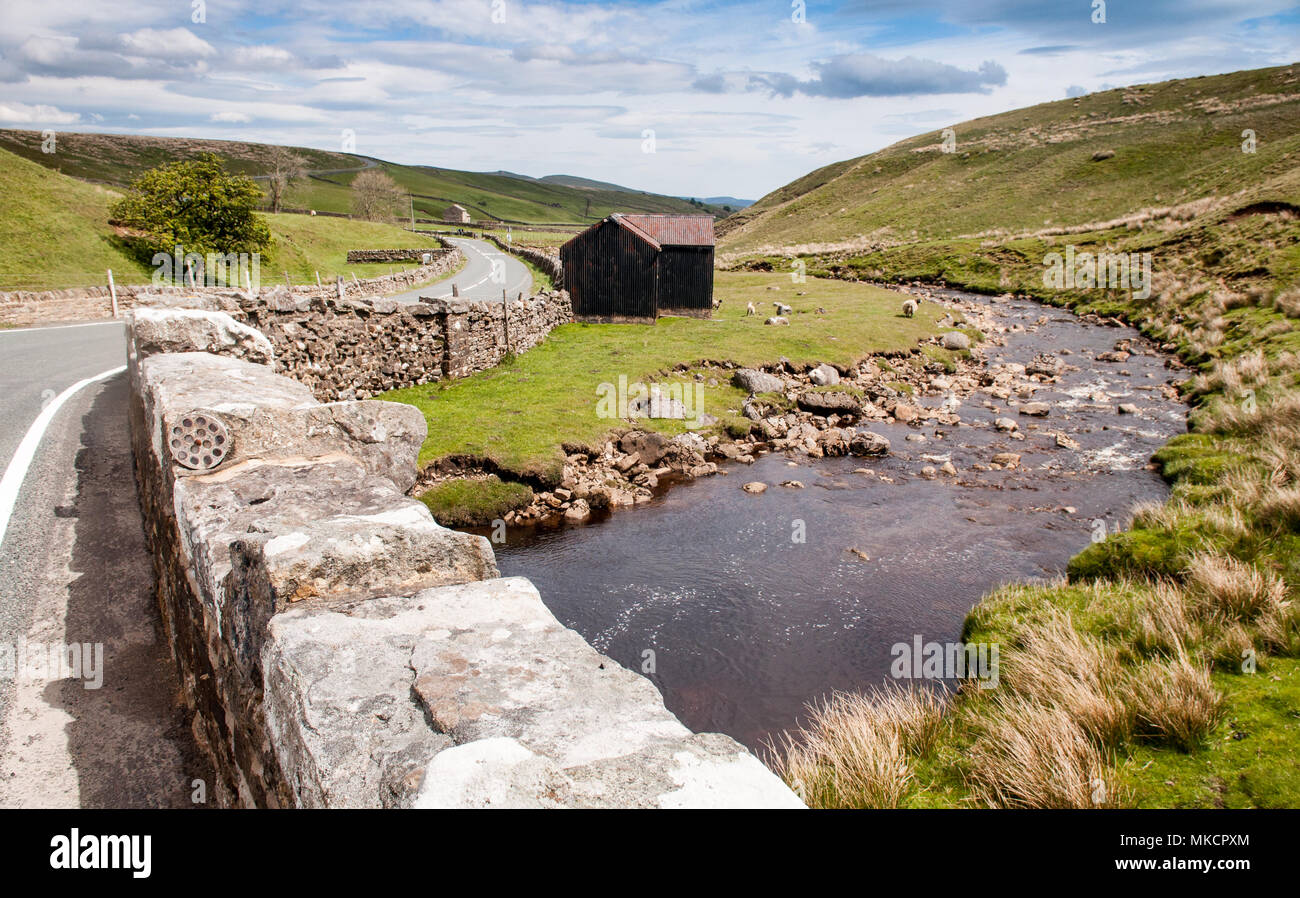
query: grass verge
380 270 950 485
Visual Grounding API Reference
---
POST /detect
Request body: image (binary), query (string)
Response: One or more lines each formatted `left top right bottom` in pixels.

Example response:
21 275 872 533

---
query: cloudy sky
1 0 1296 199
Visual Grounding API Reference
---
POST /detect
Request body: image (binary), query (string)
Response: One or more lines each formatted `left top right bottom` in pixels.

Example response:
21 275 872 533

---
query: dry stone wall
237 290 572 400
345 248 451 264
0 246 463 328
125 306 803 808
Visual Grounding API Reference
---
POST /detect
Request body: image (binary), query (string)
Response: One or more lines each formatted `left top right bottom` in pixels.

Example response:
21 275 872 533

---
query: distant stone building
443 204 471 224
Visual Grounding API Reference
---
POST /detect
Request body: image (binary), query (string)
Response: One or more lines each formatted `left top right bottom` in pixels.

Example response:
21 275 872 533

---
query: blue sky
0 0 1296 199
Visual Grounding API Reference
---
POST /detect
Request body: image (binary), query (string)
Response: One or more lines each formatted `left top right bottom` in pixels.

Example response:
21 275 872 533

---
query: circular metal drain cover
169 412 230 471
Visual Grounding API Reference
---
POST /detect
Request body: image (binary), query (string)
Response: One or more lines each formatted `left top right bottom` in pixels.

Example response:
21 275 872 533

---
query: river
485 290 1189 751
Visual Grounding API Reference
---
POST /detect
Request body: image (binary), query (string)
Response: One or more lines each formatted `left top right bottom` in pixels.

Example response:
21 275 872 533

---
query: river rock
618 431 669 465
1118 403 1139 415
564 499 591 522
992 452 1021 468
742 482 767 494
849 431 891 457
733 368 785 394
1027 353 1063 377
892 403 920 424
1020 402 1051 417
816 427 849 456
941 331 971 351
808 364 840 386
797 390 862 418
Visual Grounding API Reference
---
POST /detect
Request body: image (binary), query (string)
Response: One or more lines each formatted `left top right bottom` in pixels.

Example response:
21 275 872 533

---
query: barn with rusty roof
559 213 715 322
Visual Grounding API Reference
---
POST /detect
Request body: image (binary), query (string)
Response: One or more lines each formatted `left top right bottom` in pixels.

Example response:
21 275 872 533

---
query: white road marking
0 365 126 550
0 321 123 336
425 239 529 299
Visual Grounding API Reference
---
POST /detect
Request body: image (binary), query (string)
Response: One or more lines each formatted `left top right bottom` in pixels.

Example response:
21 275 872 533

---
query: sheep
773 301 793 316
902 298 917 318
712 296 723 311
745 301 756 316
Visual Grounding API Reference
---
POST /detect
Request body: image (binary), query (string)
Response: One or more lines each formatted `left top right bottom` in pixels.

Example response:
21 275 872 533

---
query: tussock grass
1002 613 1131 749
1258 600 1300 656
1185 553 1286 622
771 686 945 808
967 695 1124 809
1126 652 1225 751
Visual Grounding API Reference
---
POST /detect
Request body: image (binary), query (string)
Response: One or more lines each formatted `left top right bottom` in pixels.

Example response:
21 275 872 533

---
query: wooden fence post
107 269 118 318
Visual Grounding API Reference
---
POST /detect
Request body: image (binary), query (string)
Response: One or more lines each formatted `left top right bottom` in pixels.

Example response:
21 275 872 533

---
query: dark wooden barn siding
560 221 658 322
654 246 715 317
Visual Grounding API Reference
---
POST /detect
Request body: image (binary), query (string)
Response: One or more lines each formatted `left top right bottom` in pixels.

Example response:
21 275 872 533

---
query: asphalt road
0 322 205 807
385 236 532 304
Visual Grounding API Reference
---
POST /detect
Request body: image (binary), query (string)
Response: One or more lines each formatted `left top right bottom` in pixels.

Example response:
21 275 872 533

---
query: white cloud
115 28 216 61
0 101 80 124
210 111 252 123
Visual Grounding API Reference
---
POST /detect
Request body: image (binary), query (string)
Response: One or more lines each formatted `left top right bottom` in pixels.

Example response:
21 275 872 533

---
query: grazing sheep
902 299 917 318
746 301 756 316
774 302 793 316
712 296 723 311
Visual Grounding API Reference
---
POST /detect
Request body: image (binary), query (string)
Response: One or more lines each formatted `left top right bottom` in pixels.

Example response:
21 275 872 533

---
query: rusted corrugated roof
613 213 715 247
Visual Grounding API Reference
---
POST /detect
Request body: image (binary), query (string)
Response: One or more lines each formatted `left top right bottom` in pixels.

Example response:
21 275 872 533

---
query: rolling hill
719 64 1300 255
0 130 732 226
0 146 457 290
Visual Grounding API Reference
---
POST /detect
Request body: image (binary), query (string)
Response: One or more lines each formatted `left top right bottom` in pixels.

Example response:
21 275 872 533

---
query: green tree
110 152 272 258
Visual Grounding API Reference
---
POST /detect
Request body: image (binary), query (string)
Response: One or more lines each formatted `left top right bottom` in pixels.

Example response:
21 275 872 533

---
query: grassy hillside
0 147 150 289
738 65 1300 809
720 64 1300 254
0 129 730 226
0 147 457 289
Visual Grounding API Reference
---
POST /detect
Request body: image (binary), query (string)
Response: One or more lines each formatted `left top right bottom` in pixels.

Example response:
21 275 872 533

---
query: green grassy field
0 147 466 289
734 65 1300 809
380 270 952 484
0 129 730 226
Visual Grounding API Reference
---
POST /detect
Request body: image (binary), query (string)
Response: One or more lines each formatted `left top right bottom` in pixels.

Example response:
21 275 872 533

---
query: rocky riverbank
415 286 1186 527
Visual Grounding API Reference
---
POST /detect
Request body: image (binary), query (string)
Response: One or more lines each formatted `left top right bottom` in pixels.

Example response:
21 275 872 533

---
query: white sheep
773 302 793 316
902 299 917 318
745 301 756 316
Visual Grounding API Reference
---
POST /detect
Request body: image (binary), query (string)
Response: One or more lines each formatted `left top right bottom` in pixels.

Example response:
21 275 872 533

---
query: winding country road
384 236 533 303
0 322 205 807
0 236 532 807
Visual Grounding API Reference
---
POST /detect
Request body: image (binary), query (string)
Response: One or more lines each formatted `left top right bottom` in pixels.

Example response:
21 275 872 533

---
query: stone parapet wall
125 306 803 808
